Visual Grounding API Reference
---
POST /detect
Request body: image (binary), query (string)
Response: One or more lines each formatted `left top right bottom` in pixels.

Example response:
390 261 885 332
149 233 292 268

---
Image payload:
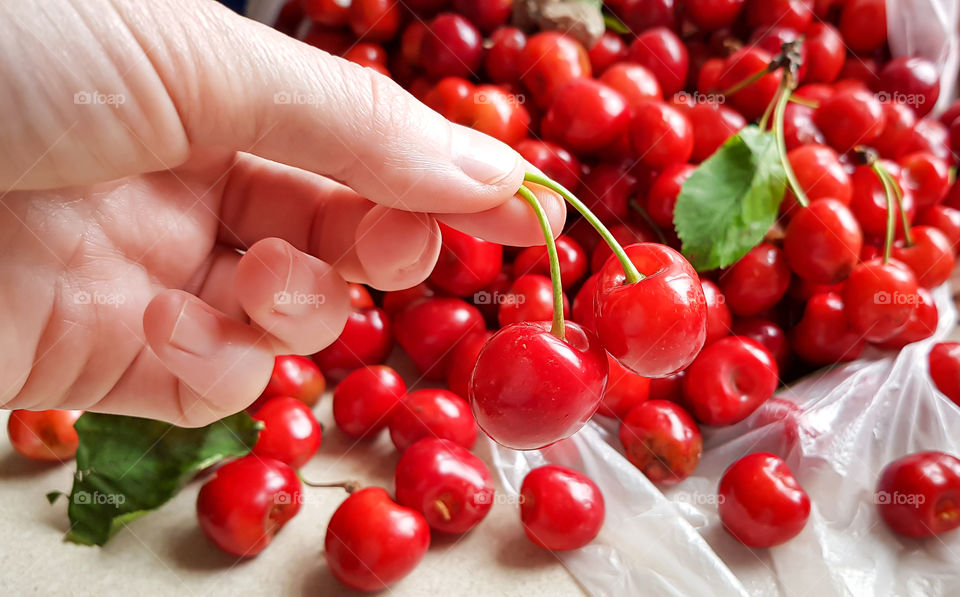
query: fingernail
270 244 325 318
453 126 520 186
168 299 221 357
356 207 440 287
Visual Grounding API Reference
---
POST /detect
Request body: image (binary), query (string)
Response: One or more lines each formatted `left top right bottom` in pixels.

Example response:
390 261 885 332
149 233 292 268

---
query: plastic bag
888 0 959 114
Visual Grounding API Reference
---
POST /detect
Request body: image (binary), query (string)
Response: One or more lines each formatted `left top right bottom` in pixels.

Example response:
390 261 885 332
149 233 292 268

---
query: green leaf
674 125 786 271
602 13 631 34
60 412 261 546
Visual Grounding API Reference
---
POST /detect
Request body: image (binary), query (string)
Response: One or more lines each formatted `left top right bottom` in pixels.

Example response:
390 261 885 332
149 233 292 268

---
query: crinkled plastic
492 285 960 596
887 0 959 114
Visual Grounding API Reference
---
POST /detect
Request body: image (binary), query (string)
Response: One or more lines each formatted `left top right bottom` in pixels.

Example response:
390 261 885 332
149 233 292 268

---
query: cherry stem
875 163 914 246
787 95 819 109
628 199 668 244
771 70 809 209
301 479 363 494
517 184 566 340
523 172 643 284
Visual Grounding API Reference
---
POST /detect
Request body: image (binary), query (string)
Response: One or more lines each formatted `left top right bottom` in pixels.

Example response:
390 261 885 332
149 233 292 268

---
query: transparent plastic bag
887 0 959 114
492 285 960 597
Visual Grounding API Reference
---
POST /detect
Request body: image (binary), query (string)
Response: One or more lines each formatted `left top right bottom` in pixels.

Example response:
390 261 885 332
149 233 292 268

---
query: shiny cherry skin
929 342 960 407
424 76 474 119
626 28 688 97
790 293 866 364
252 355 326 410
630 101 694 169
7 409 82 461
599 62 663 111
470 321 608 450
843 259 920 342
348 283 375 308
484 27 526 84
892 226 955 289
719 243 791 317
784 199 863 284
687 102 746 163
782 102 825 151
382 282 436 319
542 79 629 155
588 31 628 75
684 0 746 30
781 144 852 217
839 0 887 51
616 0 677 31
849 164 915 239
513 235 588 289
595 243 707 378
342 43 388 68
875 287 938 350
446 330 492 399
302 0 348 26
718 452 811 547
515 139 582 192
701 279 732 345
325 487 430 591
802 23 845 83
876 451 960 538
498 274 570 327
717 47 780 122
313 305 393 381
899 152 950 210
519 465 605 551
421 13 483 78
348 0 401 42
453 0 511 33
196 456 302 557
430 223 503 296
877 57 940 117
745 0 813 31
873 102 918 160
907 118 952 161
332 365 407 438
646 163 695 229
395 298 485 380
572 273 600 335
732 317 789 371
580 163 639 224
815 87 885 153
251 397 322 469
916 205 960 253
683 336 778 426
456 85 531 146
389 389 477 452
597 353 652 420
395 438 494 534
619 400 702 485
519 32 591 108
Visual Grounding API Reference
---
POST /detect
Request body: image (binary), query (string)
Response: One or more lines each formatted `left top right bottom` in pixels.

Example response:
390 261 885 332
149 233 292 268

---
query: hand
0 0 565 426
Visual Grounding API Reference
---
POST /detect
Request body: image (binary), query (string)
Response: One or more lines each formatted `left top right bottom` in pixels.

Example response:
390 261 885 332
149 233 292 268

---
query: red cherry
683 336 778 426
519 465 605 550
687 102 746 162
400 21 428 66
873 102 918 160
906 118 952 161
782 102 826 151
515 139 582 193
899 152 950 210
473 267 513 325
696 57 725 94
597 352 652 420
815 88 885 153
732 317 789 371
599 62 663 111
497 274 570 327
717 47 781 121
580 163 639 224
630 101 694 169
626 28 688 97
619 400 702 484
802 23 845 83
455 85 531 146
424 76 474 119
347 283 374 308
588 31 628 75
470 321 608 450
446 330 492 399
389 388 478 452
616 0 678 31
839 0 886 53
430 223 503 297
745 0 813 32
196 456 302 557
422 13 484 78
849 165 915 239
595 243 707 378
784 199 863 284
332 365 407 438
342 43 388 68
347 0 401 42
930 342 960 407
781 144 852 217
875 287 938 350
519 32 591 108
701 279 732 345
395 298 485 380
301 0 348 26
649 370 687 403
542 79 629 155
382 282 436 318
718 452 810 547
790 292 866 364
452 0 511 33
485 27 526 84
325 487 430 591
646 163 695 228
252 397 322 469
718 243 791 317
684 0 746 30
313 305 393 381
843 259 920 342
916 205 960 253
513 235 588 289
395 438 494 534
572 272 600 335
892 226 955 288
877 57 940 117
253 355 326 410
876 451 960 538
6 409 82 461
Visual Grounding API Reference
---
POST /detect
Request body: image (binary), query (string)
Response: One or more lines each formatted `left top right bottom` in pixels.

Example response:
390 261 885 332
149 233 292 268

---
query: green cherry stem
771 70 809 208
516 184 566 340
876 166 897 264
874 163 914 246
523 172 644 284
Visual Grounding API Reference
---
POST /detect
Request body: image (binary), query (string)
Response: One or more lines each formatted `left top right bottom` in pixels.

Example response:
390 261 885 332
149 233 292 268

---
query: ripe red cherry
790 292 866 365
899 152 950 210
196 456 302 557
542 79 629 155
719 243 791 317
580 164 639 224
342 43 388 68
892 226 955 289
929 342 960 407
745 0 813 31
430 223 503 297
802 23 844 83
519 465 605 550
877 57 940 117
6 409 82 461
907 118 952 161
395 438 494 534
515 140 582 193
732 317 789 371
683 336 778 426
916 205 960 253
597 353 651 420
252 355 326 410
875 288 938 350
572 272 600 335
424 76 474 119
616 0 678 31
446 330 492 399
701 279 732 345
302 0 349 26
784 199 863 284
421 13 483 79
325 487 430 591
452 0 511 33
815 88 885 153
484 27 526 84
626 28 688 97
395 298 485 380
843 259 920 342
389 389 477 452
717 47 780 121
382 282 435 318
313 305 393 381
595 243 707 378
252 397 322 469
630 101 694 169
876 451 960 538
873 102 918 160
513 235 588 289
599 62 663 111
781 144 852 217
347 0 401 42
840 0 886 53
687 102 746 163
519 32 591 108
685 0 746 30
646 163 695 228
849 164 916 240
332 365 407 438
588 31 628 75
497 274 570 326
782 102 826 151
718 452 810 547
619 400 702 485
470 321 608 450
456 85 531 146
